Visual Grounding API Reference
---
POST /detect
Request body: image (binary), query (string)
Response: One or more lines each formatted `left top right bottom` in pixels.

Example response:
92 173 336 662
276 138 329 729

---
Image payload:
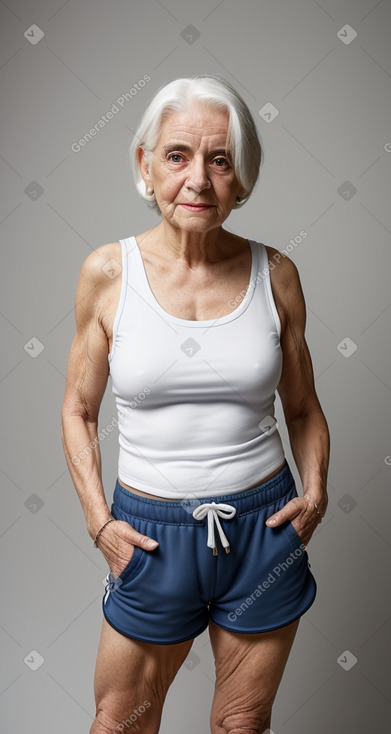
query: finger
126 528 159 550
265 497 306 528
265 511 285 528
265 506 297 528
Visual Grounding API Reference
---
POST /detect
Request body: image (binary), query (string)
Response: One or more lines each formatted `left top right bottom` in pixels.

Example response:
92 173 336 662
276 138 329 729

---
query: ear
137 146 152 188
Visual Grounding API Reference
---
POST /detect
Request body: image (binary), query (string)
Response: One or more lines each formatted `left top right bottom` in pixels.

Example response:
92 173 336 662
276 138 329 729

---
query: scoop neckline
130 235 258 327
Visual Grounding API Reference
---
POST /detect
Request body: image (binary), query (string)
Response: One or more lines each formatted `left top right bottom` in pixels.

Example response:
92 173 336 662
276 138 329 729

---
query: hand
266 494 327 546
96 519 158 578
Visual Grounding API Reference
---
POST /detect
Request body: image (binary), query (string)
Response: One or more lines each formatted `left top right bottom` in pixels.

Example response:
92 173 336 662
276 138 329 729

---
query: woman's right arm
60 247 158 575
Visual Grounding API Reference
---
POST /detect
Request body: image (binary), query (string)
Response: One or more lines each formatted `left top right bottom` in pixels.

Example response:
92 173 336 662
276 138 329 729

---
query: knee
90 708 129 734
221 728 270 734
219 711 272 734
89 708 122 734
90 704 158 734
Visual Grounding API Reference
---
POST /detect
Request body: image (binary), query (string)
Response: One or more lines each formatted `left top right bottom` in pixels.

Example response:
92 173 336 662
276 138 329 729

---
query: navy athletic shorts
102 461 317 644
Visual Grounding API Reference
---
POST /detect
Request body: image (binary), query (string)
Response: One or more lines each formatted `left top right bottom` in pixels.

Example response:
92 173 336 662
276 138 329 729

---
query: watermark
228 230 307 308
337 650 357 671
337 494 357 513
337 24 357 45
71 387 151 465
385 456 391 465
227 543 306 622
71 75 151 153
337 337 357 358
112 700 151 732
258 415 278 436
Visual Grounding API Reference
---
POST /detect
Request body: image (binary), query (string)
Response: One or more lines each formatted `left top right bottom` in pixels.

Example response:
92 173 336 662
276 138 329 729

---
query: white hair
128 74 263 213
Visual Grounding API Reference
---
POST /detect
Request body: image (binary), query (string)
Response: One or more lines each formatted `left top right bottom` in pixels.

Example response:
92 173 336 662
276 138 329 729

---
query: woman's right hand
96 519 159 578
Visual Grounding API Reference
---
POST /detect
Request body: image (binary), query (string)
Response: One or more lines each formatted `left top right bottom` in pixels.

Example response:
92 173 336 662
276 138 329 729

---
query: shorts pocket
109 502 148 585
284 519 304 549
116 544 146 584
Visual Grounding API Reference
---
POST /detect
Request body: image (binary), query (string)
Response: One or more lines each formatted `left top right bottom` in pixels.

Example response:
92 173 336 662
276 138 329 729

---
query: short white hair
128 74 263 213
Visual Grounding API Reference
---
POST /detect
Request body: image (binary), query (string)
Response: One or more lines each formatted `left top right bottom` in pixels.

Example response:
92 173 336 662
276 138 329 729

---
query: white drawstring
103 571 122 604
103 571 113 604
192 502 237 555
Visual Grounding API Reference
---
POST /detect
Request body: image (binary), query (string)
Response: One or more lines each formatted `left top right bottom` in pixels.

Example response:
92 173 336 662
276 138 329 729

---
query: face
137 100 245 233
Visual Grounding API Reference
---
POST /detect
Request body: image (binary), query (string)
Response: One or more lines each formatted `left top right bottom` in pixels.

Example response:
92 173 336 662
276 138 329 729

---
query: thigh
208 617 300 734
92 617 194 733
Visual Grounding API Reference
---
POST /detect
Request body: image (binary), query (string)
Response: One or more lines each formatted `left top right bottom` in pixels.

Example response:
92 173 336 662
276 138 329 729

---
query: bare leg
209 617 300 734
90 618 194 734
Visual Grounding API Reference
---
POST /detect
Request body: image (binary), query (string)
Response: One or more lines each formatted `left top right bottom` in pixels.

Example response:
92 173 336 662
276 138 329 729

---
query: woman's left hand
266 494 327 546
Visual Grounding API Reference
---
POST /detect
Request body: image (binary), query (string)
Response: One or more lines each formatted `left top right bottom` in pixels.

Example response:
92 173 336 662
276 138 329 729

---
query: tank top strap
120 235 152 302
253 240 281 338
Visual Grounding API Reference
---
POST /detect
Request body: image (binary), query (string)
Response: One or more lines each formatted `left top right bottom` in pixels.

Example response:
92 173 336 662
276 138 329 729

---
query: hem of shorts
209 578 317 635
102 604 209 645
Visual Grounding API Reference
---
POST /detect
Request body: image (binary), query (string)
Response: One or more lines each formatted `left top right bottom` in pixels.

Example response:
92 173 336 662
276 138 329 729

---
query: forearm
61 413 112 539
286 408 330 514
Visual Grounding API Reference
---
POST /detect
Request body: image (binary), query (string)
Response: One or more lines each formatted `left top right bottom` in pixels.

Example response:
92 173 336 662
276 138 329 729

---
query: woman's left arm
265 248 330 545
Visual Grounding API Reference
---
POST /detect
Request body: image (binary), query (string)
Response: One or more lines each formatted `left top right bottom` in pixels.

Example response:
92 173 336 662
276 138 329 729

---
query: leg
91 618 194 734
209 617 300 734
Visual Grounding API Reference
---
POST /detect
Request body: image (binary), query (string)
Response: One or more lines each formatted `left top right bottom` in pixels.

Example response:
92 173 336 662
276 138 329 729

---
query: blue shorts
102 461 317 644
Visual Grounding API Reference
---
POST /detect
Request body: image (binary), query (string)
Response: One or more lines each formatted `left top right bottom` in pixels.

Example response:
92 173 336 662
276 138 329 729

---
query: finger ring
313 502 323 523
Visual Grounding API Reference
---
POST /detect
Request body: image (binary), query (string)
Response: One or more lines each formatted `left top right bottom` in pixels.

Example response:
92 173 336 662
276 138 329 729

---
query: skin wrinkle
79 300 110 422
212 642 276 732
216 686 272 728
81 338 99 421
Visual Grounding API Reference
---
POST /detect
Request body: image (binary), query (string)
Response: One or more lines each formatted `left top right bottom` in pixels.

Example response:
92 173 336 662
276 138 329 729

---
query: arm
265 248 330 544
61 246 158 575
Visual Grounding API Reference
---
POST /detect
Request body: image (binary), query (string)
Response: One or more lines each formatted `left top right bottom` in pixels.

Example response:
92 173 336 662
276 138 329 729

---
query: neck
153 220 232 269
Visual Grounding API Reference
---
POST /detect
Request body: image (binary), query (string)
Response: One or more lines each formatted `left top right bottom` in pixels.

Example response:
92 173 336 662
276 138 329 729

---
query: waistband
112 460 295 525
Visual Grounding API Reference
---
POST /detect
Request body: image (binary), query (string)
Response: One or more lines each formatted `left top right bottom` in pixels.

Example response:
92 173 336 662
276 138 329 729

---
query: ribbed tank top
108 236 285 498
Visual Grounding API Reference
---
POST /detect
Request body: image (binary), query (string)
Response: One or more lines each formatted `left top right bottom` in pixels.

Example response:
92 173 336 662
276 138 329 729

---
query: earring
146 186 154 196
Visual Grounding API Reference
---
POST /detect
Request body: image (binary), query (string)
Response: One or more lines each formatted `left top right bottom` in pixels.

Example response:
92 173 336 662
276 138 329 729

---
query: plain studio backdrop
1 0 390 732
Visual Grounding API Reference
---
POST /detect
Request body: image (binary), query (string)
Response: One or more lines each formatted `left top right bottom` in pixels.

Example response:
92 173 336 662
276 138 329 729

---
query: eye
167 153 184 163
212 157 231 169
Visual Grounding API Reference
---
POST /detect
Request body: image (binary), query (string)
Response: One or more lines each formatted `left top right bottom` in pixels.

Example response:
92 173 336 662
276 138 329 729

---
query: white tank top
108 236 285 498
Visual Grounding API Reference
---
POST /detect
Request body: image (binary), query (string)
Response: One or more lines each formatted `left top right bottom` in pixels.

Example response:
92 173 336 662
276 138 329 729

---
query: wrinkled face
137 100 245 233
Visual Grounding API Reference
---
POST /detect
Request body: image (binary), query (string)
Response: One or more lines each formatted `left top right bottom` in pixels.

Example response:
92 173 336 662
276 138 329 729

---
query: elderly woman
61 75 329 734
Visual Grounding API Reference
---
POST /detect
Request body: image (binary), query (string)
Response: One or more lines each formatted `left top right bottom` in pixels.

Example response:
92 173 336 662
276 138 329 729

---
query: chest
109 292 283 407
104 246 255 351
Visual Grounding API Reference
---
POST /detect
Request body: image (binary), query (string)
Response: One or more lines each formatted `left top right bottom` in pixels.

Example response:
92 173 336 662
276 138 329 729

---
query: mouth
179 203 215 211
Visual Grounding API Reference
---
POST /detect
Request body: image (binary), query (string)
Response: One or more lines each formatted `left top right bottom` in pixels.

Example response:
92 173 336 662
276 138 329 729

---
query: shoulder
77 242 121 295
74 242 121 322
78 242 121 281
263 245 306 333
263 244 301 287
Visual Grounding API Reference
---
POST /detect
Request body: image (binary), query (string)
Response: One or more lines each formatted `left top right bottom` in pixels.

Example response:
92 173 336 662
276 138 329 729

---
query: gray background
1 0 390 731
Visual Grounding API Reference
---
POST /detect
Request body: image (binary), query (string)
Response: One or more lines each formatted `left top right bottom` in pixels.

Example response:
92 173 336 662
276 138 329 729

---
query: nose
185 155 211 194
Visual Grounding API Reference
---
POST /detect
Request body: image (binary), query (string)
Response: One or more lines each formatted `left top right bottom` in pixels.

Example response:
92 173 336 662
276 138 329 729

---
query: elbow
61 402 88 427
285 407 330 439
61 389 91 424
284 398 328 428
61 404 99 429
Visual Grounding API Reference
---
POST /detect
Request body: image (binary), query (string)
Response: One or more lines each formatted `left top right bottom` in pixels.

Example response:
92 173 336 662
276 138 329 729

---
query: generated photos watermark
228 230 307 309
71 387 151 465
227 543 307 622
71 75 151 153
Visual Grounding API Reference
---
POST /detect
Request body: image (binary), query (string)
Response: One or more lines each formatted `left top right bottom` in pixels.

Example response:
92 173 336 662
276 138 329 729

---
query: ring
304 495 323 523
312 502 323 522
